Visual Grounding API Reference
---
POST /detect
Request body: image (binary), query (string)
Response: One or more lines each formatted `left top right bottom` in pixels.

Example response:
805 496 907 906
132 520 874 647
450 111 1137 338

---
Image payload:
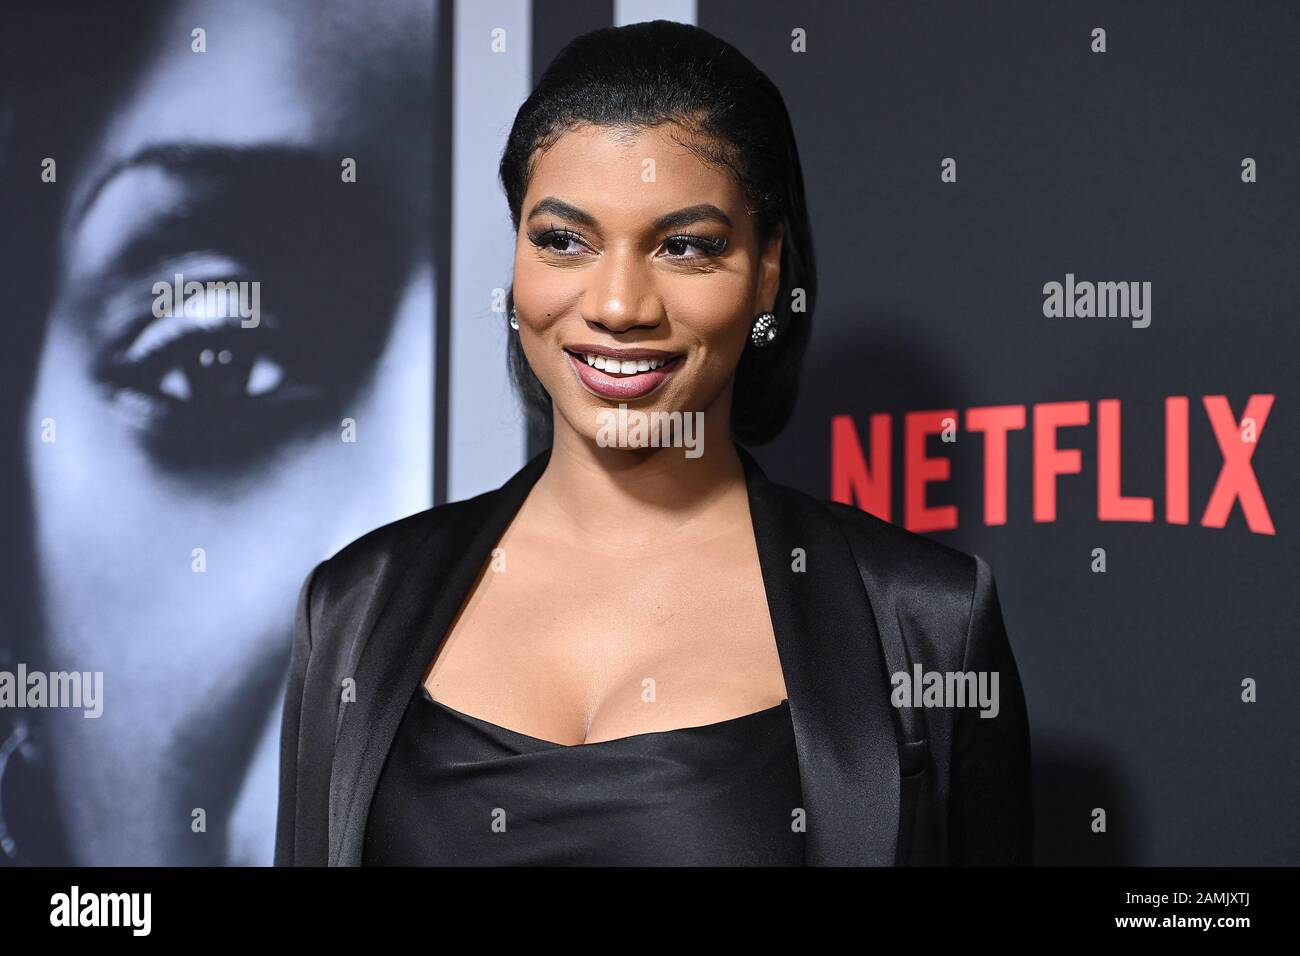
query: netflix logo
830 395 1276 536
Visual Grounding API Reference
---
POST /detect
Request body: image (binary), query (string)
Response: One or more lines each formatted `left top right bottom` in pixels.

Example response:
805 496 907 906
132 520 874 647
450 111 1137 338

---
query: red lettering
1201 395 1275 535
830 413 891 521
1033 401 1090 522
830 394 1273 536
904 410 958 533
966 405 1026 526
1097 399 1154 521
1165 396 1189 524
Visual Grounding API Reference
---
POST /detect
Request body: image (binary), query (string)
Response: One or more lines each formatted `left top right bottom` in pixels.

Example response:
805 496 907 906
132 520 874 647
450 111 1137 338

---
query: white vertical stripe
614 0 697 27
450 0 531 501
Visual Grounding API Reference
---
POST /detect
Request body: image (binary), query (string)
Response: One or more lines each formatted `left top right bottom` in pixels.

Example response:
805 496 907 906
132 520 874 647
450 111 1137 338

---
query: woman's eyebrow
525 196 597 229
652 203 733 232
524 197 733 232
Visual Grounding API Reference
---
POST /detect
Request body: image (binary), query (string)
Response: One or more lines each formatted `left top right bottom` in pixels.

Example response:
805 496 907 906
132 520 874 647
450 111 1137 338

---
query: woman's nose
582 258 662 333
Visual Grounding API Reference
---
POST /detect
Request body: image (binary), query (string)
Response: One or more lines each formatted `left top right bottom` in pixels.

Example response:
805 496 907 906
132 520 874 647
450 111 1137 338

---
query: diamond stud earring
749 311 778 347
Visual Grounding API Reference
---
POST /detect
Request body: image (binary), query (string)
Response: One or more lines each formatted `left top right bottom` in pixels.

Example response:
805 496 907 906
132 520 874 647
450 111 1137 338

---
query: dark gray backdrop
692 0 1299 865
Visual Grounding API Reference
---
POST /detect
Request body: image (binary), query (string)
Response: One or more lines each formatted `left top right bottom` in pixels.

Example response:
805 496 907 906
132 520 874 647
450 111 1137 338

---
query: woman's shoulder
807 490 986 599
798 490 998 649
805 490 1015 689
329 497 471 571
305 488 499 612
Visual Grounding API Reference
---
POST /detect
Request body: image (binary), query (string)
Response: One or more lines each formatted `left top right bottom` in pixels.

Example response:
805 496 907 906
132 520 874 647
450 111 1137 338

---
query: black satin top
362 684 806 866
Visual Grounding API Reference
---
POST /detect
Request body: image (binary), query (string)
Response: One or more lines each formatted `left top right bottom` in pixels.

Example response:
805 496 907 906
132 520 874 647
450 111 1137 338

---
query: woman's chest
422 533 787 746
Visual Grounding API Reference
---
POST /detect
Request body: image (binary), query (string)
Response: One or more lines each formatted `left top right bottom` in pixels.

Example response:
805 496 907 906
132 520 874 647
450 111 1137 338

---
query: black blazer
275 444 1033 866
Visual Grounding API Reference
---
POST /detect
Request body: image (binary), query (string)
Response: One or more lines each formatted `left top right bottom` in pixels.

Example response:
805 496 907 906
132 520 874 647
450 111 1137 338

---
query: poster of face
1 0 441 865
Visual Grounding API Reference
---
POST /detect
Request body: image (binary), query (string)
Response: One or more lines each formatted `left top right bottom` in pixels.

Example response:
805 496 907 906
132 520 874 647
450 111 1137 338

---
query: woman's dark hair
499 19 816 447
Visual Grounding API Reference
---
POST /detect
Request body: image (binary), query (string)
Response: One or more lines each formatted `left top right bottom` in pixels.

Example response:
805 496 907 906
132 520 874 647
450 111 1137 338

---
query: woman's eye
663 237 702 258
531 229 725 259
661 235 726 259
548 234 581 254
533 229 589 255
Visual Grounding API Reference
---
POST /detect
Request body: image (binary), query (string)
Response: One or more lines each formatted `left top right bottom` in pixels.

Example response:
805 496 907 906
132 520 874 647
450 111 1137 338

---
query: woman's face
24 0 436 865
511 122 782 446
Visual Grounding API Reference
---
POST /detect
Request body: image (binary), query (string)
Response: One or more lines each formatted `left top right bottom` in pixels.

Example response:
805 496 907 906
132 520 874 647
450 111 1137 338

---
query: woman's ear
758 223 784 312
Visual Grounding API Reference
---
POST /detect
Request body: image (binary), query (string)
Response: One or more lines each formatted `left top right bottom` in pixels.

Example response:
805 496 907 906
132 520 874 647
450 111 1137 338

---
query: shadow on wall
1033 737 1140 865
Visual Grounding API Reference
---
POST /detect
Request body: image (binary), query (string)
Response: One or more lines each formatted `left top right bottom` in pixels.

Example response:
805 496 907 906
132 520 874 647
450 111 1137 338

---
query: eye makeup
526 220 729 259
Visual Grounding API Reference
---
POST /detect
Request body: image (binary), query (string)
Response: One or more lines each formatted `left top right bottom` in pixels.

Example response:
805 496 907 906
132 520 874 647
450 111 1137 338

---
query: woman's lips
564 349 683 400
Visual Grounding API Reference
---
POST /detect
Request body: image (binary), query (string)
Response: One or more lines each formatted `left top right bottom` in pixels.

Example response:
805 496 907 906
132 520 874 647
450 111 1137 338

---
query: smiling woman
500 60 813 449
278 19 1033 867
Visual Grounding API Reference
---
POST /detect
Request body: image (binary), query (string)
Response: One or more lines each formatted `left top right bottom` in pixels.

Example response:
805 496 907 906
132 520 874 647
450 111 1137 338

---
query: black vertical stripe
531 0 614 85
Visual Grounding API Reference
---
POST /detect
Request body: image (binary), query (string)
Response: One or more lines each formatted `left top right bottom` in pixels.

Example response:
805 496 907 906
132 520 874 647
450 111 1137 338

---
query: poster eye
152 351 288 402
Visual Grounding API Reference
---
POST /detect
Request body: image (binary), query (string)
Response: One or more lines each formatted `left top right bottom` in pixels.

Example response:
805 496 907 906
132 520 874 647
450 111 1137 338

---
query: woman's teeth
581 353 671 375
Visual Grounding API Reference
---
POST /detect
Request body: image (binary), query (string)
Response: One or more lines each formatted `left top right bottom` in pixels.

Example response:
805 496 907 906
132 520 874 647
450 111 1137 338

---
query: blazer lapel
327 449 551 865
328 444 900 866
735 445 901 865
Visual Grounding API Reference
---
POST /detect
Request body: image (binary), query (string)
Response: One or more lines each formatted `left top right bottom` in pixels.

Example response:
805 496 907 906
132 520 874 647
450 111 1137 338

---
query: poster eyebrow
70 143 342 228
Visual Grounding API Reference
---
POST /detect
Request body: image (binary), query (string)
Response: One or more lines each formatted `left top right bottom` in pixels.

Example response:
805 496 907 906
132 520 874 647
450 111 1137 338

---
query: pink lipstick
563 345 684 400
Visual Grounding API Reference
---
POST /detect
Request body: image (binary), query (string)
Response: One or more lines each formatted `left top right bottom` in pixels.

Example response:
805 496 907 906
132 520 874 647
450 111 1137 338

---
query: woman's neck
528 405 750 556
